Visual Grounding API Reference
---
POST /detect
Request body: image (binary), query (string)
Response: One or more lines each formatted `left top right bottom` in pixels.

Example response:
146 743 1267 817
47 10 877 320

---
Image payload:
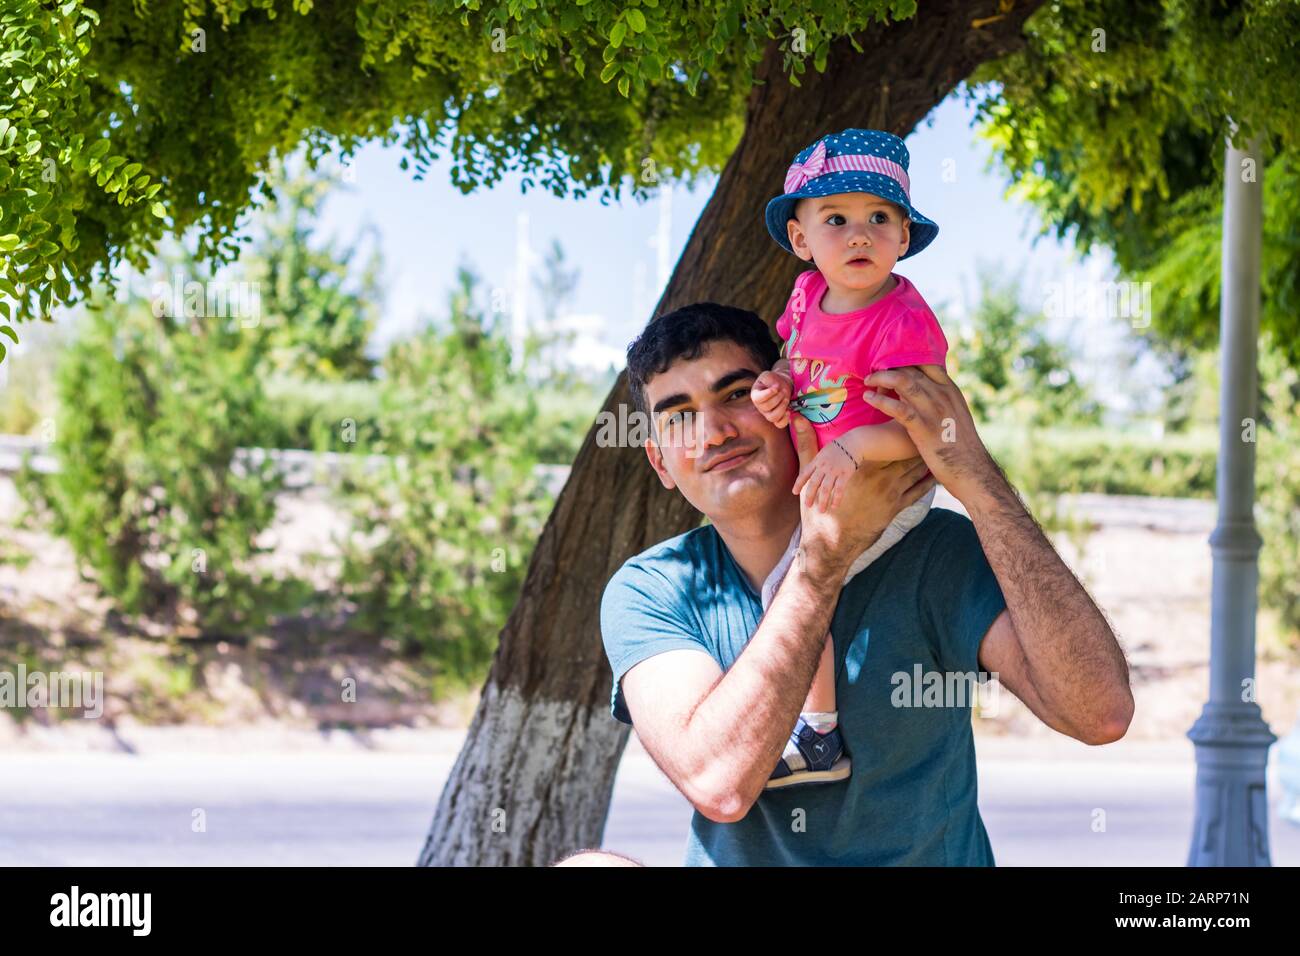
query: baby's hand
791 439 858 512
751 368 793 428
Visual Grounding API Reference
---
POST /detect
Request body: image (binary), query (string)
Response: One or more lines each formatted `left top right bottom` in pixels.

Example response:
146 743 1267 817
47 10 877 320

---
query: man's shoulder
603 523 722 597
905 506 980 557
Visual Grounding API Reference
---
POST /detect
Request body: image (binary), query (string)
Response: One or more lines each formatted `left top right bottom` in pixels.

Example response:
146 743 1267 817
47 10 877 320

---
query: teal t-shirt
600 508 1006 866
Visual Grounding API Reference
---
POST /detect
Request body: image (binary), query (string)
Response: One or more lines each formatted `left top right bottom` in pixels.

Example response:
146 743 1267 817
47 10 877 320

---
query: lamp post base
1187 702 1277 866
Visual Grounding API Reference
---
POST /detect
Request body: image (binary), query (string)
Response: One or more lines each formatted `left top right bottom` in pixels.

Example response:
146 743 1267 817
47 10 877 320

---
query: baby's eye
826 213 846 226
870 211 889 224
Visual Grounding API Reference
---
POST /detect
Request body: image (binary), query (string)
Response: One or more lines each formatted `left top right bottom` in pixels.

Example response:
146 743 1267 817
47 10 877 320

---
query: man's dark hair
625 302 780 416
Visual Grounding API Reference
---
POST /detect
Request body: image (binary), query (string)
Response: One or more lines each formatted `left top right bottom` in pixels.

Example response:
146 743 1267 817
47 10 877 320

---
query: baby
750 128 949 789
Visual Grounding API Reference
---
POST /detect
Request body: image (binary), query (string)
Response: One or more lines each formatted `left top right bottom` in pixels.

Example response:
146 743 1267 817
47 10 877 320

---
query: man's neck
710 496 802 595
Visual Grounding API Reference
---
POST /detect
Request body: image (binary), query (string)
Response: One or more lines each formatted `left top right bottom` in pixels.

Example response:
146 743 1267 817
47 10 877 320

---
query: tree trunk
418 0 1045 867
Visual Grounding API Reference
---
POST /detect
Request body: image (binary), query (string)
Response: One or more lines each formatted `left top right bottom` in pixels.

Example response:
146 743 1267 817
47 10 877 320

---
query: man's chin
697 465 788 515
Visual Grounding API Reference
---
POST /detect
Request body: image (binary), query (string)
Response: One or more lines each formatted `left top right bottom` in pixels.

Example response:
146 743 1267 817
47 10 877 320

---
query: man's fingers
917 363 951 385
898 456 930 484
899 474 937 510
792 463 812 495
791 414 818 469
863 388 909 422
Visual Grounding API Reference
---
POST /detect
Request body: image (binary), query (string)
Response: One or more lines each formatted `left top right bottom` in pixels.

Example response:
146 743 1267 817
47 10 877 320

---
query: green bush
16 290 295 634
333 268 557 689
983 424 1218 499
1257 348 1300 645
255 375 385 452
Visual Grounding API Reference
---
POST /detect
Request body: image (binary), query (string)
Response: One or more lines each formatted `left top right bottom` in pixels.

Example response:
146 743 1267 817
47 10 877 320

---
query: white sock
803 711 838 734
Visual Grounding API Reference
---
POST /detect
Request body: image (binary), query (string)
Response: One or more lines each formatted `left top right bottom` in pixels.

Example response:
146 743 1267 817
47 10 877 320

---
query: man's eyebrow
650 367 758 415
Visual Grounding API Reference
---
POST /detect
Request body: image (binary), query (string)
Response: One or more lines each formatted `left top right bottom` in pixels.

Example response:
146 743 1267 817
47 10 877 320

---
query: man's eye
730 387 751 400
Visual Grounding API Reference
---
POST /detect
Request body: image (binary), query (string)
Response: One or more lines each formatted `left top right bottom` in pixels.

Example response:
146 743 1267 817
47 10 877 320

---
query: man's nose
687 404 739 458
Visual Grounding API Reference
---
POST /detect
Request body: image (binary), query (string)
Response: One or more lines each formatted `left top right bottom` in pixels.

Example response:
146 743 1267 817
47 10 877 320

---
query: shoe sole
763 755 851 790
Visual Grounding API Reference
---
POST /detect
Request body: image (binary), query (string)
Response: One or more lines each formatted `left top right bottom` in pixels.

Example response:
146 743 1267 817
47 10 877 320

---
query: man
553 302 1133 867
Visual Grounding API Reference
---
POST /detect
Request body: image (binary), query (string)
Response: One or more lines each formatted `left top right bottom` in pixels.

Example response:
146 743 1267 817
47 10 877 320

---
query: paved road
2 737 1296 866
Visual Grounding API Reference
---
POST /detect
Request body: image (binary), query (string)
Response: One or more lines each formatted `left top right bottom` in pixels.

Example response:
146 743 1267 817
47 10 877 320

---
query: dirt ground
1 477 1296 745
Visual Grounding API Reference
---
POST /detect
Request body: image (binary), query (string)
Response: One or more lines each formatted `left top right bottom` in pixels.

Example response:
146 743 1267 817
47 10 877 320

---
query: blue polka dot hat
764 128 938 259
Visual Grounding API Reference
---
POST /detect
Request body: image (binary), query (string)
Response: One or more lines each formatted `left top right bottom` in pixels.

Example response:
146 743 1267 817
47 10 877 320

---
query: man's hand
790 415 933 579
751 367 793 428
862 364 999 507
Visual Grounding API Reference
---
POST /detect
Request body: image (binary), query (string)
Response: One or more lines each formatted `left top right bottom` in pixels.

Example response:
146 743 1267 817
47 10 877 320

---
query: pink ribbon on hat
784 138 912 197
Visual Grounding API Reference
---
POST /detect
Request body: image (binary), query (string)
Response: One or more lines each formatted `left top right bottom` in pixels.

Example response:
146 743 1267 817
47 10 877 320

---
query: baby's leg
803 632 837 715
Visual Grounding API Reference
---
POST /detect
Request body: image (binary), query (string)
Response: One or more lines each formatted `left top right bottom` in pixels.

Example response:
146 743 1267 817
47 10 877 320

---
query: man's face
642 340 796 520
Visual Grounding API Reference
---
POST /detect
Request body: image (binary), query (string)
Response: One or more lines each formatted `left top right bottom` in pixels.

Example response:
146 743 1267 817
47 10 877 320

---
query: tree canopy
970 0 1300 362
5 0 1300 369
0 0 930 352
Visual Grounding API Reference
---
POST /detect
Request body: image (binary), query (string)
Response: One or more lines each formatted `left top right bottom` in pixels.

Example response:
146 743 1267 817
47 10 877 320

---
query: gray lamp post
1186 128 1277 866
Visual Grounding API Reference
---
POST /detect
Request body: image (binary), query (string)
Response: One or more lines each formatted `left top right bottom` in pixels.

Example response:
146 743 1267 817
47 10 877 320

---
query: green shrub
982 424 1218 499
1257 348 1300 647
16 291 295 633
255 375 385 452
333 269 556 688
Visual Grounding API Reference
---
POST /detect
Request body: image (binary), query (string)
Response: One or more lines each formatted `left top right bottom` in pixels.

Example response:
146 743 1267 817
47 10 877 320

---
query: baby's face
786 192 910 291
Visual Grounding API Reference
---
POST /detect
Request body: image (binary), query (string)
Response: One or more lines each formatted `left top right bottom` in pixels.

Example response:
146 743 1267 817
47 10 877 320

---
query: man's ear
787 218 813 262
644 437 676 490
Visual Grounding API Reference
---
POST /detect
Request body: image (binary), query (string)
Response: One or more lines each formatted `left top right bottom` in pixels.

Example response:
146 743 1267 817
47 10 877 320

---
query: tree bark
418 0 1046 867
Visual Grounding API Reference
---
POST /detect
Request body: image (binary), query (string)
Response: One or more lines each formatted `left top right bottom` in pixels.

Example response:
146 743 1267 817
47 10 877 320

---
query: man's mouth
703 446 756 473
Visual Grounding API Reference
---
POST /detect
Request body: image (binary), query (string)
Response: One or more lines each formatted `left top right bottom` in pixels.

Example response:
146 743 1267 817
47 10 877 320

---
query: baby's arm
752 358 793 428
833 420 918 463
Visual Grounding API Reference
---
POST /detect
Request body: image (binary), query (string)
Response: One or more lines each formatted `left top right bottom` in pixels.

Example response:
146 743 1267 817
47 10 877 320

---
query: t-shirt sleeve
600 561 713 726
775 270 818 349
917 515 1007 676
868 307 949 373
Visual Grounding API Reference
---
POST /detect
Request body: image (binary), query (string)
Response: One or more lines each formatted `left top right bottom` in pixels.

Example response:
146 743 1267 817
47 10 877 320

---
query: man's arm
622 418 934 822
621 556 847 822
863 365 1134 745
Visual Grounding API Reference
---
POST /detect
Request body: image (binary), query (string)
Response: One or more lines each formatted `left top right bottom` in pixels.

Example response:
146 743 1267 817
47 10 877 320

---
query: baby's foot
764 714 851 790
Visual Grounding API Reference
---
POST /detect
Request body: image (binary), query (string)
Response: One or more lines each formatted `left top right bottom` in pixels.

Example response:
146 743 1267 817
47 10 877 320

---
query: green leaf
25 140 41 156
151 202 166 218
627 9 646 32
617 75 630 97
599 61 619 84
610 21 627 48
0 119 8 141
0 234 19 251
86 139 110 160
20 76 35 95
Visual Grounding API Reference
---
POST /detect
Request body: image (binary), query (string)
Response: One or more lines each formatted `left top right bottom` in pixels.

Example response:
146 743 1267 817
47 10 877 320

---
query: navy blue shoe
765 716 851 790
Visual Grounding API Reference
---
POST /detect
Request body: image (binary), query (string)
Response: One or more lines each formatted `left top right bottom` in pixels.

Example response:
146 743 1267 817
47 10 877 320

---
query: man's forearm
683 552 847 817
965 466 1133 738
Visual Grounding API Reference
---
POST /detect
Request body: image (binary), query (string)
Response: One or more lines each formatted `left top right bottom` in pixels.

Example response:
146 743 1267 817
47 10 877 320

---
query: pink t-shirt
775 269 947 448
